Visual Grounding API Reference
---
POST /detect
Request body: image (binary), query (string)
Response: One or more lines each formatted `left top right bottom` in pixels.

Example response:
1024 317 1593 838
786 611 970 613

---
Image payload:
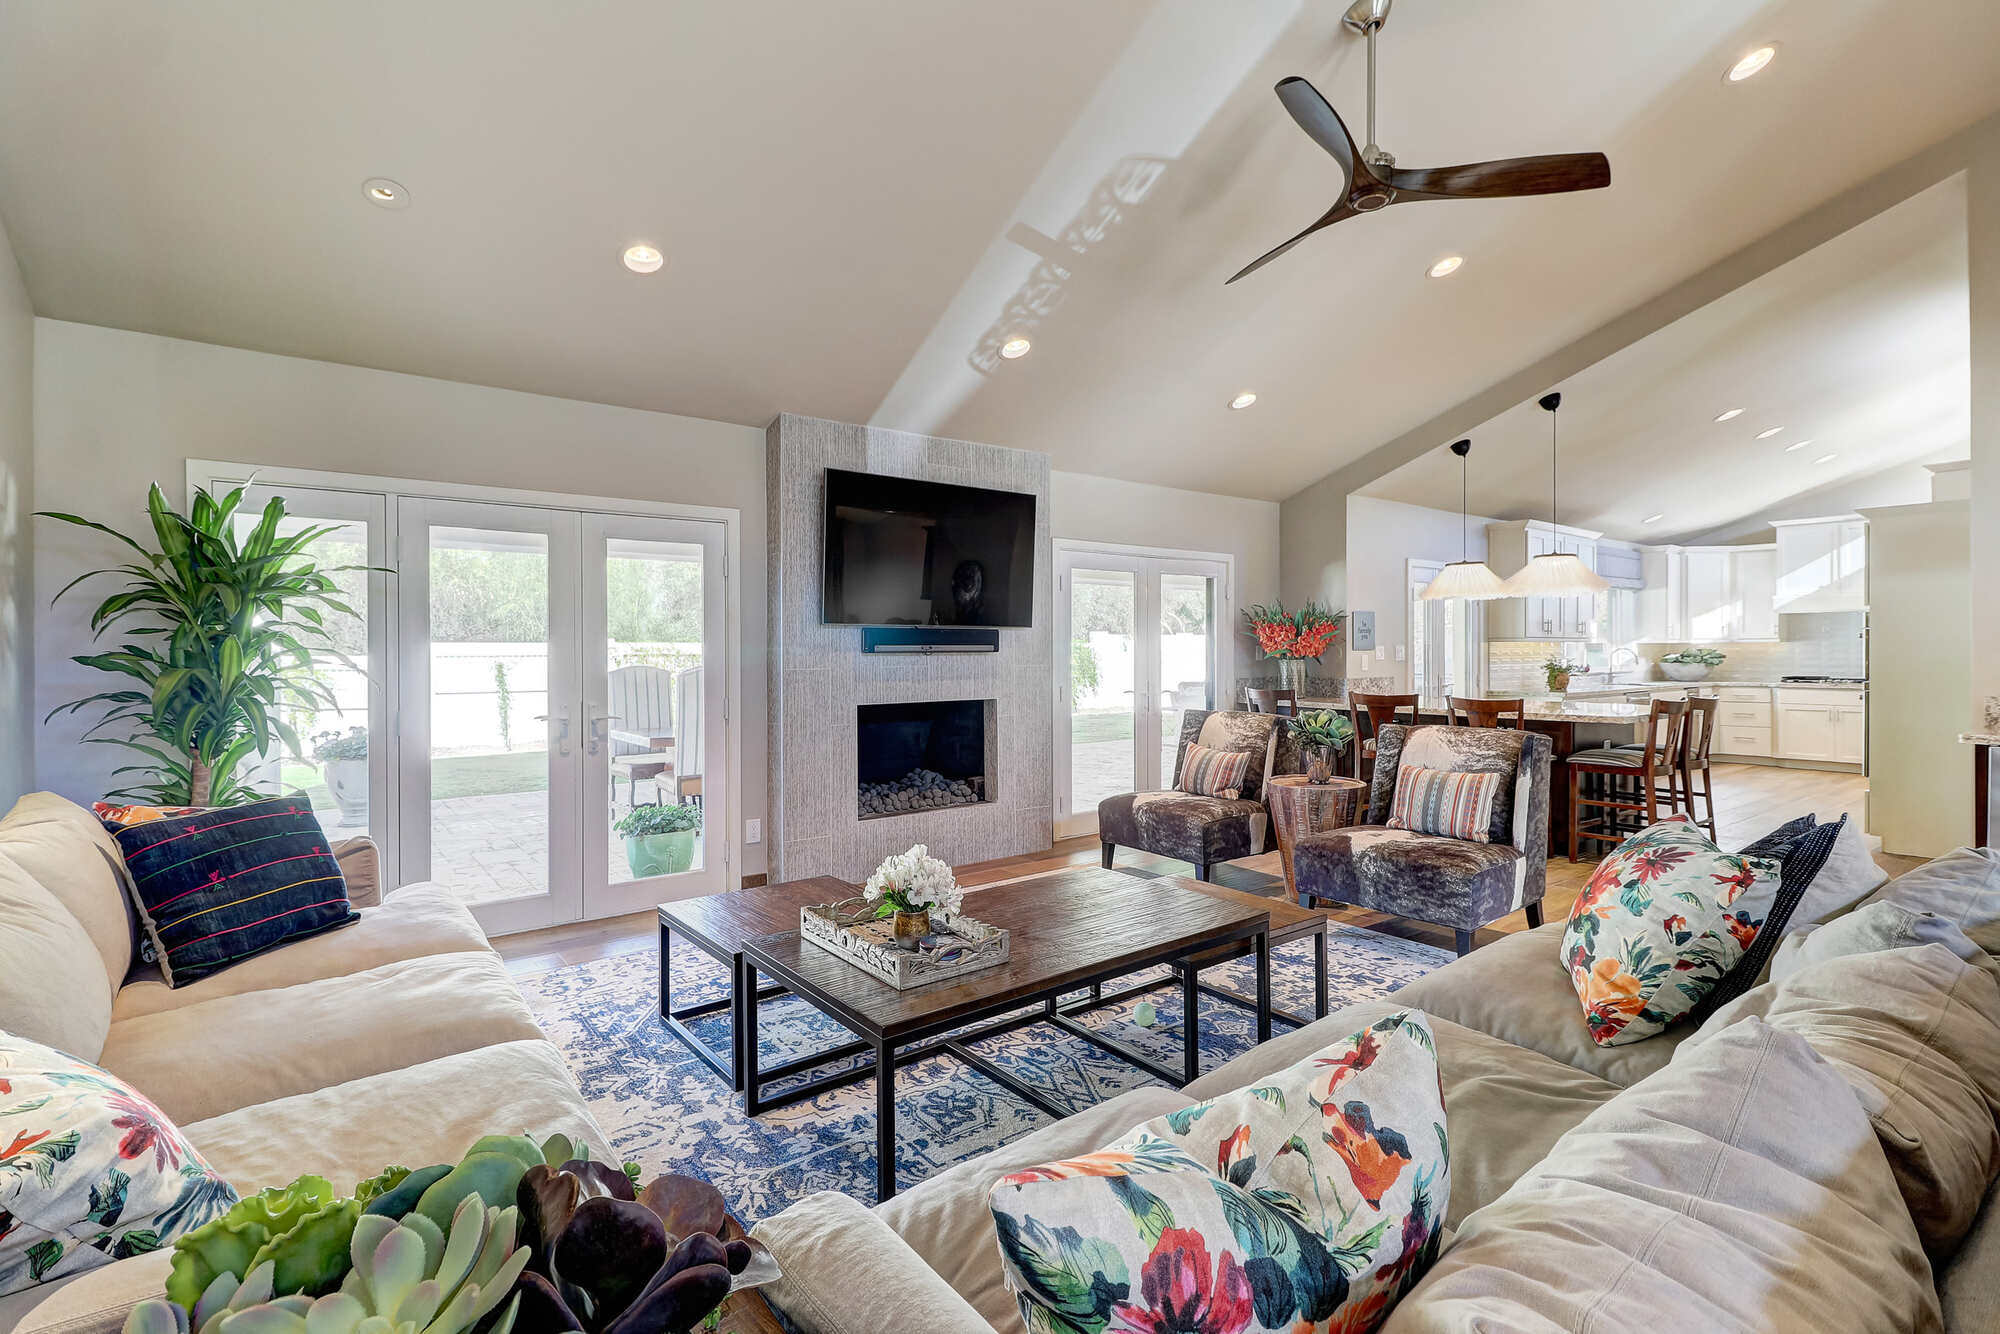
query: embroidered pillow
1178 743 1254 800
107 797 358 987
0 1030 237 1295
990 1010 1448 1334
1563 817 1784 1046
1385 765 1501 843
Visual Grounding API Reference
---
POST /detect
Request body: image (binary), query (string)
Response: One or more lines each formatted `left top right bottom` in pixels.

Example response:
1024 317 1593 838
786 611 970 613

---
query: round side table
1266 775 1367 901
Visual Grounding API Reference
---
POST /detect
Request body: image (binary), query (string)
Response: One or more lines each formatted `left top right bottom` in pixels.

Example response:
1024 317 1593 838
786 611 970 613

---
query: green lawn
283 749 551 805
1070 708 1134 743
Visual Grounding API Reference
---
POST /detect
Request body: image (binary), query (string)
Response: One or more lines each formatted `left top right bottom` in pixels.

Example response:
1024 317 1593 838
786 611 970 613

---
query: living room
3 4 1999 1333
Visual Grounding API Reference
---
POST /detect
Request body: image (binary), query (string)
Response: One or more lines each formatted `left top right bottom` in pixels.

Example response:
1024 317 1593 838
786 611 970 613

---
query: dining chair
1446 696 1525 729
1565 698 1688 863
1350 691 1419 784
1245 688 1298 717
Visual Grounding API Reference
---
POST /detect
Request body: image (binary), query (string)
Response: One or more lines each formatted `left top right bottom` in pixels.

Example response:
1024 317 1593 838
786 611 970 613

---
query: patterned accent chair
1292 723 1551 954
1098 709 1298 882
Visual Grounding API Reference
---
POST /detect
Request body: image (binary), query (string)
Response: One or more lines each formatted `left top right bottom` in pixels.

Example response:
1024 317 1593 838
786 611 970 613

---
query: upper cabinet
1774 516 1868 613
1635 543 1779 643
1483 520 1601 640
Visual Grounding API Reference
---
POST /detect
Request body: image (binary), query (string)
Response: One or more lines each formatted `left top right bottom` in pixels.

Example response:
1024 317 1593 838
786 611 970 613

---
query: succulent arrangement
124 1133 773 1334
612 804 702 838
1659 647 1727 666
1287 709 1355 784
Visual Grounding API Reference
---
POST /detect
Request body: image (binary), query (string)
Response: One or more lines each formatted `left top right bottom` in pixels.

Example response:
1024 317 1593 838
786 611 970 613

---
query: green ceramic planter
624 829 696 878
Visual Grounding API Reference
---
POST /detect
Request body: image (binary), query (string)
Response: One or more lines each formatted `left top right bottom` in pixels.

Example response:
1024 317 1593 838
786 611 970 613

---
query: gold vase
892 909 931 949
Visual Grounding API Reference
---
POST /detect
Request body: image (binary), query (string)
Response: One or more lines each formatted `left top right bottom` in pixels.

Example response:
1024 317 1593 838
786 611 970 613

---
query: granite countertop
1298 695 1650 726
1561 679 1868 695
1961 733 2000 746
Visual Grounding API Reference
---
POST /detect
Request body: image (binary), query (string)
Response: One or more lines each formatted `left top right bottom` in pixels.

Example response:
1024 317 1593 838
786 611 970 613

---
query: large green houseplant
41 483 366 806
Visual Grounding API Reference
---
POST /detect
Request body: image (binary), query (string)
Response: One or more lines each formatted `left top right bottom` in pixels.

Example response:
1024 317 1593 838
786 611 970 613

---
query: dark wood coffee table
739 867 1271 1201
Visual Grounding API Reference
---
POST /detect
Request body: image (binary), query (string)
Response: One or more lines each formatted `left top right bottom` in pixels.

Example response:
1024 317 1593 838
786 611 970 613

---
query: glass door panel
582 514 728 914
1064 567 1138 834
1158 571 1217 780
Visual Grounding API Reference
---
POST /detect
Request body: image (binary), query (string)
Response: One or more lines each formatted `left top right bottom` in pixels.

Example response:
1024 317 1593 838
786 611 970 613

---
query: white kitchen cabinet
1834 701 1867 765
1483 520 1602 640
1682 550 1732 640
1635 544 1777 643
1774 516 1868 613
1775 688 1866 766
1733 547 1779 641
1637 547 1684 641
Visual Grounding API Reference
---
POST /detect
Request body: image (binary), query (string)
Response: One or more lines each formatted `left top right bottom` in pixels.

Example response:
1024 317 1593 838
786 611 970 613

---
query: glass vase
1277 657 1309 696
892 909 931 949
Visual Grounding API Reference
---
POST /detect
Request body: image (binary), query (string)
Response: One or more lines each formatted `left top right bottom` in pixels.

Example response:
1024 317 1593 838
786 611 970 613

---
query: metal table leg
1255 929 1272 1043
1181 960 1200 1084
1314 926 1328 1019
875 1038 897 1202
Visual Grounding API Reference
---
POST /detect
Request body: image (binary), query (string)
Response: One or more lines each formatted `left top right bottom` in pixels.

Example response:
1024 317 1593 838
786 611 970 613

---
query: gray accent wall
766 413 1052 882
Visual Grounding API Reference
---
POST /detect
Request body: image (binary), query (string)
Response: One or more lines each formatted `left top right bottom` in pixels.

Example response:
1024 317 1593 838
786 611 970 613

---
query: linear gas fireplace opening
857 699 995 819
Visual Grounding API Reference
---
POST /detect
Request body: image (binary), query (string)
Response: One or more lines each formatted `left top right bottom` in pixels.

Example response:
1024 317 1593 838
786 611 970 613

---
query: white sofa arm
332 836 382 908
12 1250 171 1334
752 1190 998 1334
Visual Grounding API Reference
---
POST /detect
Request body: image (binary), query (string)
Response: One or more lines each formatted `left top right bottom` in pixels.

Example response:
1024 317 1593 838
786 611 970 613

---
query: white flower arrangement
863 843 964 918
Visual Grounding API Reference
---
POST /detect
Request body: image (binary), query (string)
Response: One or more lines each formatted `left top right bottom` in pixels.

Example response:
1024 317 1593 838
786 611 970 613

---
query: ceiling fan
1227 0 1611 284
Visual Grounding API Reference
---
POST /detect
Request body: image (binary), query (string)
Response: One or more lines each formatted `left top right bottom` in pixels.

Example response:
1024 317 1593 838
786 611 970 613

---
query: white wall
1678 458 1952 545
1049 470 1280 682
0 212 31 809
30 320 772 877
1344 495 1495 690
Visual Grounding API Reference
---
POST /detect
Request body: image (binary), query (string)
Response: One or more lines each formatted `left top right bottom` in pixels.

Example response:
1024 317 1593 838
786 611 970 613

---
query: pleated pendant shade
1421 438 1508 601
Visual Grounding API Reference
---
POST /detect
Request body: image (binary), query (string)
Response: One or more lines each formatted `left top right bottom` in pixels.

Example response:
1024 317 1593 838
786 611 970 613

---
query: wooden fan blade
1274 77 1357 193
1225 202 1357 285
1383 152 1609 201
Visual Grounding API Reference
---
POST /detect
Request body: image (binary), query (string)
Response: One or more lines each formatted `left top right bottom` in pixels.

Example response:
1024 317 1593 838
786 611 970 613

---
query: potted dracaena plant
40 483 368 806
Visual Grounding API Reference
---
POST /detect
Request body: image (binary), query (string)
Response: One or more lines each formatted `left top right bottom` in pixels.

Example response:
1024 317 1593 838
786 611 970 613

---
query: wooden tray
800 897 1009 990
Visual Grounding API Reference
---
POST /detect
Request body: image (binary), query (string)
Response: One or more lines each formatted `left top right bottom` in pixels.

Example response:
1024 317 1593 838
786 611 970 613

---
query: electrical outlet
1395 645 1406 662
745 818 762 844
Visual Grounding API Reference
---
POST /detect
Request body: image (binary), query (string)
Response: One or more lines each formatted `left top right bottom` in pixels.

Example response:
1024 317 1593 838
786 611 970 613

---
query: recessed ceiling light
1641 513 1664 525
1784 438 1813 453
1726 44 1778 83
1813 452 1837 465
999 336 1032 359
1755 426 1785 439
361 178 409 210
622 244 664 274
1714 408 1744 422
1229 392 1258 411
1426 255 1464 279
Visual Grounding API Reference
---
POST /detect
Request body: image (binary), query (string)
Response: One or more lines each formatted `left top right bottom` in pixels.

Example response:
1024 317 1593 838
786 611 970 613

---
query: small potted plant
310 727 369 825
1543 658 1589 695
616 802 703 877
864 843 964 949
1659 647 1727 682
1287 709 1356 783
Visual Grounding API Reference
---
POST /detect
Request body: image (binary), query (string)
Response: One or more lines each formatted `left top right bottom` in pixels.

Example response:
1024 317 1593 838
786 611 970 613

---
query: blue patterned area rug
517 915 1449 1224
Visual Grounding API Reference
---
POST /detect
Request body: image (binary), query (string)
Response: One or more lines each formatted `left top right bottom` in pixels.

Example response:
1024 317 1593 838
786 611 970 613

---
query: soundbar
862 626 1001 654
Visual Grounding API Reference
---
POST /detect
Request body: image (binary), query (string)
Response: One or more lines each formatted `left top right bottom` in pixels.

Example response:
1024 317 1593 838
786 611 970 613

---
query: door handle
533 707 573 757
585 709 618 756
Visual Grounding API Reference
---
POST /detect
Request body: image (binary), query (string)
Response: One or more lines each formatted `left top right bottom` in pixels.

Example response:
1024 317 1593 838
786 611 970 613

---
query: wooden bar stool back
1678 696 1719 837
1350 692 1419 784
1245 688 1298 717
1446 696 1525 729
1565 698 1688 863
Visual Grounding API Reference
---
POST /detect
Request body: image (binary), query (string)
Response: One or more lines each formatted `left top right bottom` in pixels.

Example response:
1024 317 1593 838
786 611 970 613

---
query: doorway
1054 543 1233 838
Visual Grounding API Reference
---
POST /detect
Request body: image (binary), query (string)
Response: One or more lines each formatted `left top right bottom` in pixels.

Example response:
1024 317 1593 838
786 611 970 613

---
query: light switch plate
1350 610 1376 652
745 818 762 844
1395 645 1406 662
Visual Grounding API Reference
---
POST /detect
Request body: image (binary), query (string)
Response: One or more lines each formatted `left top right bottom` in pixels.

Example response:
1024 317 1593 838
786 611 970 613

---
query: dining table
1292 693 1652 857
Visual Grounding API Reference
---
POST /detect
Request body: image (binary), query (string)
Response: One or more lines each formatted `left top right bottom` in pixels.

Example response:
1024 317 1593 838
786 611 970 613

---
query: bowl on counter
1659 662 1714 682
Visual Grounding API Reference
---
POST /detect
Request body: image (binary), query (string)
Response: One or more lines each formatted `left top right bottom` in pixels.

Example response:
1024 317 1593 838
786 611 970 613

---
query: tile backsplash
1487 611 1867 691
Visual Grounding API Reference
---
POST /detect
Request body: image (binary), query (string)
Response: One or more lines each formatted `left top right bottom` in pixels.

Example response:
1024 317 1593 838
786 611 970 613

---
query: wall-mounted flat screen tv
821 468 1036 627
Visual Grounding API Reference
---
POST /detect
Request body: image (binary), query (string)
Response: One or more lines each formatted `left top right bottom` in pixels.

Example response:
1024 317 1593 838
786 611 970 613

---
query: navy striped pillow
107 797 358 987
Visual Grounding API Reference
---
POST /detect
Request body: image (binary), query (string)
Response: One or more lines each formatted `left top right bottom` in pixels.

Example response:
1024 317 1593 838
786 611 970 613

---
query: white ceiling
1360 176 1971 543
1 1 1997 503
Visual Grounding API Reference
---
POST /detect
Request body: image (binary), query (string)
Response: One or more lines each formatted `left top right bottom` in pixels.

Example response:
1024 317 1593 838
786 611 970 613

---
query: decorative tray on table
800 897 1010 990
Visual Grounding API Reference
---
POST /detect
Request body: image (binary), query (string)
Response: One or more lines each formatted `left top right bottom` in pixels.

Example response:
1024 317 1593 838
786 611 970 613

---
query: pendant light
1421 439 1509 600
1504 391 1609 597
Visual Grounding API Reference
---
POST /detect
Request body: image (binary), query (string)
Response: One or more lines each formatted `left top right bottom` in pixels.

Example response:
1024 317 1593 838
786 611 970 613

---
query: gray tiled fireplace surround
765 414 1054 882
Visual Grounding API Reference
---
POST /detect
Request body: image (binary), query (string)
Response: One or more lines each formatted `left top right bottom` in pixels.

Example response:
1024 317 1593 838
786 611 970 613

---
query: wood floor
495 762 1918 976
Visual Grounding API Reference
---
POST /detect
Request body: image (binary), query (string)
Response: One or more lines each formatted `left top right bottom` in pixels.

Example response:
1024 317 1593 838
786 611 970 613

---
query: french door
214 467 732 936
1054 544 1232 838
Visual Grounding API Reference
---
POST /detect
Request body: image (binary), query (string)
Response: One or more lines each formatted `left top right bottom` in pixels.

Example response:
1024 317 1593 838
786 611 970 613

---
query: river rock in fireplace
859 768 981 816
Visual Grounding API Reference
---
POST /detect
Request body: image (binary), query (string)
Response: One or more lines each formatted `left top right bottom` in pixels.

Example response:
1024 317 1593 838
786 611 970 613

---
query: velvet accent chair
1292 723 1552 955
1098 708 1295 882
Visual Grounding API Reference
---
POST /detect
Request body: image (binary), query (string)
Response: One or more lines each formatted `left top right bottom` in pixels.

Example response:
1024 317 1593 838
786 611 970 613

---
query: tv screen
822 469 1037 627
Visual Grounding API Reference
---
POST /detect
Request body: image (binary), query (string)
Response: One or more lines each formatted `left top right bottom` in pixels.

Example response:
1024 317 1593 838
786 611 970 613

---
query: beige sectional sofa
0 794 605 1333
754 845 2000 1333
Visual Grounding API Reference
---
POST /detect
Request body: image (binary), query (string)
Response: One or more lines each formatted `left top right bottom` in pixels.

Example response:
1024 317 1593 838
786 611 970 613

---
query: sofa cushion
1186 999 1621 1231
1295 826 1526 926
1560 817 1783 1045
1380 1019 1939 1334
1771 899 1993 985
0 1031 237 1298
989 1011 1449 1334
1368 726 1547 851
1940 1174 2000 1334
1184 710 1282 804
180 1038 603 1192
1387 766 1501 843
752 1191 997 1334
96 949 543 1125
1857 846 2000 953
873 1084 1192 1330
111 883 488 1022
1390 924 1690 1087
0 854 114 1061
0 793 137 984
1097 791 1268 865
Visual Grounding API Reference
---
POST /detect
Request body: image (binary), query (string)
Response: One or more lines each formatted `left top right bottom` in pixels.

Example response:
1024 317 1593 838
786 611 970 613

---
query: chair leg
1524 901 1544 929
1454 929 1475 956
1644 768 1659 825
1567 766 1582 864
1700 766 1717 836
1193 863 1212 883
1100 841 1115 870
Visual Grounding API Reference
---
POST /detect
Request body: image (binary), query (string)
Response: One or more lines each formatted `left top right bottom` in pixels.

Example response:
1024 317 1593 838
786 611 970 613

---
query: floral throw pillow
0 1031 238 1295
990 1010 1448 1334
1563 816 1785 1047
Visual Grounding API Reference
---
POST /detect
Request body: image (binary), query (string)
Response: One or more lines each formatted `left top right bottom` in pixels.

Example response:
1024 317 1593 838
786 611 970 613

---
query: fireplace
857 699 993 819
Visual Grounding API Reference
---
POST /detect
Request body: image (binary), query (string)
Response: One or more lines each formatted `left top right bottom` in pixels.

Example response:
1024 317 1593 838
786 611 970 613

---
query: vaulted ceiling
1 1 1997 502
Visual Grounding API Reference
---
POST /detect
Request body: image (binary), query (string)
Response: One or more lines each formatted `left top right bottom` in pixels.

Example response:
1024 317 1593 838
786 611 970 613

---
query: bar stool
1350 692 1419 784
1447 696 1525 729
1566 698 1688 863
1245 688 1298 717
1610 696 1716 835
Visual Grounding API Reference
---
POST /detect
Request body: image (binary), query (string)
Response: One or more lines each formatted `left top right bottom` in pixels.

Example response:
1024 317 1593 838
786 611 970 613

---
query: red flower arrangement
1242 600 1345 660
